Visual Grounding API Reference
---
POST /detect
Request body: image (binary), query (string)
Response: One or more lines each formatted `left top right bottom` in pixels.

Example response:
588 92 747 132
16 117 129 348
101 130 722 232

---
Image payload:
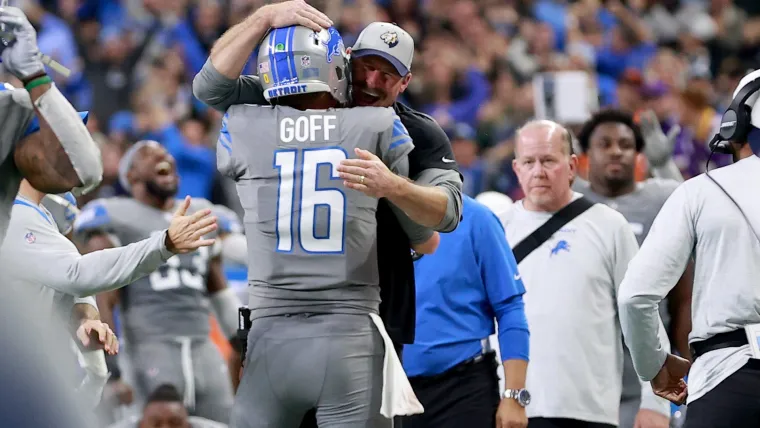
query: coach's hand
338 148 404 198
0 6 45 80
165 196 218 254
496 398 528 428
651 353 690 405
77 320 118 355
264 0 332 32
633 409 669 428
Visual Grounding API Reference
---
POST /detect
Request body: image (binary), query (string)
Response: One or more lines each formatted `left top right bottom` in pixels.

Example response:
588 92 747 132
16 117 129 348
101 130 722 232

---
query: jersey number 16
274 147 347 254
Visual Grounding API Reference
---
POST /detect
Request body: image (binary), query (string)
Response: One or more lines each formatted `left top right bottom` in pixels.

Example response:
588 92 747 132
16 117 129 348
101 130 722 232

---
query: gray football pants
232 313 390 428
130 337 234 424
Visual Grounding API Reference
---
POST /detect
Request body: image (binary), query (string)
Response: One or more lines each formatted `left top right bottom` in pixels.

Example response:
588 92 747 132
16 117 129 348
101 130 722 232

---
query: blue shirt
403 196 529 377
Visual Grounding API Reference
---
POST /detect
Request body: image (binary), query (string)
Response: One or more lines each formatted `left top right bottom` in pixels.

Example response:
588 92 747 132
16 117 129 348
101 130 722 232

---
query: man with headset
618 69 760 427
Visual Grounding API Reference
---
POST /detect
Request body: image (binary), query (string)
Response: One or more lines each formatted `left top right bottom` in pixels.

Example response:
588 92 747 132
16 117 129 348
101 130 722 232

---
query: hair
515 119 575 156
146 384 182 405
576 109 645 153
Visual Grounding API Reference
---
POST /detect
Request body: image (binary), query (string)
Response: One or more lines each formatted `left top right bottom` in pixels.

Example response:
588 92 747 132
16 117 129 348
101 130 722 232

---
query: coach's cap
351 22 414 76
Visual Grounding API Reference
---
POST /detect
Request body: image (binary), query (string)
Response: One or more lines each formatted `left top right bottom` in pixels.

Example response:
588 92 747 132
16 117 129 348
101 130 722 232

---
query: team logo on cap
380 31 399 48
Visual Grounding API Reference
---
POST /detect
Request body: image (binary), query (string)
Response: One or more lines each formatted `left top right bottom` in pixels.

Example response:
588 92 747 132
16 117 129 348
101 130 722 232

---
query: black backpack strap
512 197 596 264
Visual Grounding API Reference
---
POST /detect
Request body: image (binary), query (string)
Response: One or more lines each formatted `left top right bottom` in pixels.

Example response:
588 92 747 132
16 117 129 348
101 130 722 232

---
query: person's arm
617 185 694 381
477 208 529 425
193 1 331 111
478 209 529 368
388 168 463 232
339 112 463 232
9 221 173 297
13 83 103 195
1 7 102 195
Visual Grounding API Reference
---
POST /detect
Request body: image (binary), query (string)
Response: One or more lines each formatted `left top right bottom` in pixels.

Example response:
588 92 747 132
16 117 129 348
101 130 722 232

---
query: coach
192 3 463 346
618 70 760 428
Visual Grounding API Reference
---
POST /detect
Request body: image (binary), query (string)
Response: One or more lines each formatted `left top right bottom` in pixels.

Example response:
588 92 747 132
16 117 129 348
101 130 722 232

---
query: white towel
368 313 424 418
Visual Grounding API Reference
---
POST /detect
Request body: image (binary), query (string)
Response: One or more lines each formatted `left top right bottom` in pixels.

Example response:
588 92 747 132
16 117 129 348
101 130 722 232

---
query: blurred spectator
107 384 226 428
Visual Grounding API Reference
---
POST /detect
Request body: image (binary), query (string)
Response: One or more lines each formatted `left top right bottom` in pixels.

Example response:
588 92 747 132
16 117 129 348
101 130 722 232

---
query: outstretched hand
166 196 218 254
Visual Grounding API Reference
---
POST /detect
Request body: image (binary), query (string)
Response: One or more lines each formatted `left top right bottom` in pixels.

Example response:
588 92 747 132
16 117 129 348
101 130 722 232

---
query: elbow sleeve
34 85 103 194
435 180 463 232
193 60 234 109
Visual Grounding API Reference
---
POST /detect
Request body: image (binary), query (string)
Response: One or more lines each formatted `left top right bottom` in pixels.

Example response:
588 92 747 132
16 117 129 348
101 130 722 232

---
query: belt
690 329 748 360
408 350 497 386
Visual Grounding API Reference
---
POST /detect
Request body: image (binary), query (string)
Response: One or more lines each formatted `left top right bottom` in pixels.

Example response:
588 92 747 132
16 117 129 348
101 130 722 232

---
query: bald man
499 120 671 428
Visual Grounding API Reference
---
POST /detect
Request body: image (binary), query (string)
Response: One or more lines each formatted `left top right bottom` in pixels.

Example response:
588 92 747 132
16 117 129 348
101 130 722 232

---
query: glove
0 6 45 81
639 109 680 168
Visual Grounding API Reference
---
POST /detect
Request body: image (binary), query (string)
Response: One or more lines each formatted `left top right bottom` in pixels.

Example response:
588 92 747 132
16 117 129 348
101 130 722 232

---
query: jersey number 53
274 147 347 254
149 246 210 291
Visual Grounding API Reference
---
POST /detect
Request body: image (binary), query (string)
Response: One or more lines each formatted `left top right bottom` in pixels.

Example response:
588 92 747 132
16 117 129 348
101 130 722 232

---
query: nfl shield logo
258 62 270 73
301 56 311 67
25 232 35 244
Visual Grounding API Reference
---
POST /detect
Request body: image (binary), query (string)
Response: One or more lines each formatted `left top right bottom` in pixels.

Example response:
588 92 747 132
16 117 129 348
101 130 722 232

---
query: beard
145 179 178 202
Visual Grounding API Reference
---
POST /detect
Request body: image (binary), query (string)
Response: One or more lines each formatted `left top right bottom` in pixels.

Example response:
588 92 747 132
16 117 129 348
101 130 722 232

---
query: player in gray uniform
222 25 433 427
572 109 694 428
74 141 241 424
0 6 102 245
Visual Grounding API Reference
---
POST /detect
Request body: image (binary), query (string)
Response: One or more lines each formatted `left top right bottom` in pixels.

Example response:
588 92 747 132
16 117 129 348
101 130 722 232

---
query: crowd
2 0 760 427
4 0 758 207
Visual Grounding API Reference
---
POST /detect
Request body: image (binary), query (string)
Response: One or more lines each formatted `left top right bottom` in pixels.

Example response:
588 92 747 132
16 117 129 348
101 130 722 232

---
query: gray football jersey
574 177 680 400
0 85 36 244
74 197 225 341
218 105 414 318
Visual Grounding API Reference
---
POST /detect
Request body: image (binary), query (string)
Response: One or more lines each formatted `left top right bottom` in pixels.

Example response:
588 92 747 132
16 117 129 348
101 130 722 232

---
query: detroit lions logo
550 240 570 256
315 28 344 64
380 31 399 48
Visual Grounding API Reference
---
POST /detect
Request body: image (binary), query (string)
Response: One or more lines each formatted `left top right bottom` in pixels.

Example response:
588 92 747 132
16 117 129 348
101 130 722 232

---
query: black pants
401 351 500 428
299 342 405 428
684 359 760 428
528 418 615 428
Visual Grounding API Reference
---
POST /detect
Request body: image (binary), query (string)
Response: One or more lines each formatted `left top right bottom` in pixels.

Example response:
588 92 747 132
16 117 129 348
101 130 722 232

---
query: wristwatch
502 388 531 407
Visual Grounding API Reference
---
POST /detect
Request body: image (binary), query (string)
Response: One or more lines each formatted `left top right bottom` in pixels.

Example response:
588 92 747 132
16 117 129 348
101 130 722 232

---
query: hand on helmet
264 0 333 32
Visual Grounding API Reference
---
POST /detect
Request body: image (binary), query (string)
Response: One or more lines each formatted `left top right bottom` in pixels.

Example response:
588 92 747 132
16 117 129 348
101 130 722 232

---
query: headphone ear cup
719 109 738 141
734 104 753 142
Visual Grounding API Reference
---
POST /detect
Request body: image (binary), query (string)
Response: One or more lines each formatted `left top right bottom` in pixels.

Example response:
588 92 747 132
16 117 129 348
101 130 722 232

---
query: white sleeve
618 185 694 381
5 218 173 297
72 296 98 311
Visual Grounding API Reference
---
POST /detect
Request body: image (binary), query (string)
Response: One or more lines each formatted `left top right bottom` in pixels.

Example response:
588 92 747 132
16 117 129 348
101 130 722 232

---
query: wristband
24 75 52 91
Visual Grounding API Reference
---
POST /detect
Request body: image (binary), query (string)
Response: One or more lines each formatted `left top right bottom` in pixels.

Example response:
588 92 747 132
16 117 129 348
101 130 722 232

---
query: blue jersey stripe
13 199 53 225
392 118 409 139
389 136 413 150
219 114 232 154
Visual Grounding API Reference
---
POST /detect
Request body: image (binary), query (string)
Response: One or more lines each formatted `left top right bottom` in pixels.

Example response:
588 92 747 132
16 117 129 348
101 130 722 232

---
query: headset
706 75 760 245
709 75 760 154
